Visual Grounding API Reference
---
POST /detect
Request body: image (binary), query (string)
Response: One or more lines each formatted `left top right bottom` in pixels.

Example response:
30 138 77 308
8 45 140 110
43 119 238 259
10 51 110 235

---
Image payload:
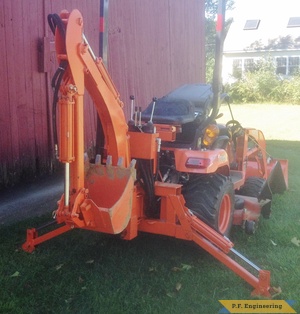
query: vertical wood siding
0 0 100 187
0 0 205 188
0 0 50 185
108 0 205 118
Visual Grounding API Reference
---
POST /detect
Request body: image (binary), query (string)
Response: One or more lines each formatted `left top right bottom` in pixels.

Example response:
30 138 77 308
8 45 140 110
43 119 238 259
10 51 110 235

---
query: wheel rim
218 194 232 234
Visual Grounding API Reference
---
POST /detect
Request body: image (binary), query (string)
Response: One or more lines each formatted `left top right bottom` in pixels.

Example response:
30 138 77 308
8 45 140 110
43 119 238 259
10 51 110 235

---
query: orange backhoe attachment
23 9 278 298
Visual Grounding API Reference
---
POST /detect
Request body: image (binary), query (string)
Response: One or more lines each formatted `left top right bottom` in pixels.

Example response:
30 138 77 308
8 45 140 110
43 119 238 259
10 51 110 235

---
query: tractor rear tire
183 174 234 236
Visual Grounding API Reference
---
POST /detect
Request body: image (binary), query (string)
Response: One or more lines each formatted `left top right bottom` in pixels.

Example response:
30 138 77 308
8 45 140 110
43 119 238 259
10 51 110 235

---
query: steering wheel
226 119 241 129
226 119 243 138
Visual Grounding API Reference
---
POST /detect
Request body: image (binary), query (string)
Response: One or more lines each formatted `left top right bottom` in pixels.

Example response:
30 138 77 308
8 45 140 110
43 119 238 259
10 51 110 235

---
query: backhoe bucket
80 159 136 234
267 160 288 194
22 159 136 252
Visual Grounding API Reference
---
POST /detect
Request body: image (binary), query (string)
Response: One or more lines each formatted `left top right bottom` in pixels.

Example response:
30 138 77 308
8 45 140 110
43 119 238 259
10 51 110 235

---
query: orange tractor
23 5 288 297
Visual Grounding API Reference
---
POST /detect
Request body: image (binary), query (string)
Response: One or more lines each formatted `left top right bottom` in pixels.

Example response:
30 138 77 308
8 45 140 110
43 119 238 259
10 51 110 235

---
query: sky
223 0 300 51
227 0 299 20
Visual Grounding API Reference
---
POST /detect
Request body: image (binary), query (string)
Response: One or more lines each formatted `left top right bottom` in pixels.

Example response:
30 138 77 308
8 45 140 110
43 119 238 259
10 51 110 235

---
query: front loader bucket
81 159 136 234
267 160 288 194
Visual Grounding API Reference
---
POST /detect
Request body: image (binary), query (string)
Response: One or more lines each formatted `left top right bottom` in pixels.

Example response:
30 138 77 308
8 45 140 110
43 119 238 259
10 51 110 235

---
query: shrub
280 75 300 104
226 61 300 104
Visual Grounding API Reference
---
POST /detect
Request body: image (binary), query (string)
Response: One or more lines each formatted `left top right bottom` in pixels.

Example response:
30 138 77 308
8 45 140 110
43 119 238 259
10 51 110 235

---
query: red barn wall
0 0 99 187
0 0 205 188
108 0 205 117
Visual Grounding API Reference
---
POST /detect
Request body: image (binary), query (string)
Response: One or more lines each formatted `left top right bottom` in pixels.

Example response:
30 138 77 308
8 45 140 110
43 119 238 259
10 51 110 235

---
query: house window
244 19 260 30
244 58 255 72
276 57 287 75
276 56 300 75
232 59 242 78
288 56 300 75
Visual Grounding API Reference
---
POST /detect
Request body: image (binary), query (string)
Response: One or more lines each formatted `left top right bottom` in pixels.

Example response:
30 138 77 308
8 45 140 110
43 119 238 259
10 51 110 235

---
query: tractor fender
173 148 230 174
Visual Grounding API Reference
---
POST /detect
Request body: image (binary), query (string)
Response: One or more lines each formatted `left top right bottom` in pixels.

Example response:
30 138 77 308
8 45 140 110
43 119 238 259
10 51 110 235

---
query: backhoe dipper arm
56 10 130 198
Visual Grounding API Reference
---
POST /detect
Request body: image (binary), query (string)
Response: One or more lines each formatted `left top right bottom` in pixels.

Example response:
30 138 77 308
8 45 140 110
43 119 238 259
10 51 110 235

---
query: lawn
0 140 299 314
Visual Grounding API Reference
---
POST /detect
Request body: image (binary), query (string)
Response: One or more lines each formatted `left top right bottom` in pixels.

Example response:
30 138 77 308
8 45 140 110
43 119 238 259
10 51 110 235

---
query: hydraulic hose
47 14 69 157
47 13 66 37
51 60 68 157
138 159 156 217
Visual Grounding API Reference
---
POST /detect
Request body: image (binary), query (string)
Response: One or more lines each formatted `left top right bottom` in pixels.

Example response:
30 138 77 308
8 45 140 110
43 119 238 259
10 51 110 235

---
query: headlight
202 124 219 147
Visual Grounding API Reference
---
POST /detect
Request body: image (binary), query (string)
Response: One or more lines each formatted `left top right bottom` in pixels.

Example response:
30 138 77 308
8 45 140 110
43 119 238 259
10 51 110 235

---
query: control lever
134 106 138 127
149 97 157 123
130 95 135 121
138 106 142 127
128 95 136 130
143 97 157 133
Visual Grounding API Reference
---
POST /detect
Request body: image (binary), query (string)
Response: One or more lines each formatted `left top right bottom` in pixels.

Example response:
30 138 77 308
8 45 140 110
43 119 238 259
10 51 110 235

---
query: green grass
0 140 299 314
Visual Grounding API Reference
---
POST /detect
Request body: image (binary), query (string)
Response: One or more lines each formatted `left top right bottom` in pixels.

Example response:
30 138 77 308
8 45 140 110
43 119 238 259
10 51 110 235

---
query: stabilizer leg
190 217 271 298
22 223 72 253
141 183 272 297
167 189 272 297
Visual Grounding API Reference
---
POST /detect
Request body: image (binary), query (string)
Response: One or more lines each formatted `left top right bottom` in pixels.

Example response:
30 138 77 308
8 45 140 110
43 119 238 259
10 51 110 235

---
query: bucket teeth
95 154 101 165
117 157 124 167
106 155 113 166
130 159 136 169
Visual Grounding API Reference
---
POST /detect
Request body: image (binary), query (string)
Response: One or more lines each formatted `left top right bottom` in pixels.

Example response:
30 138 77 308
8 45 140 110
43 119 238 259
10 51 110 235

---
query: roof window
287 17 300 27
243 19 260 30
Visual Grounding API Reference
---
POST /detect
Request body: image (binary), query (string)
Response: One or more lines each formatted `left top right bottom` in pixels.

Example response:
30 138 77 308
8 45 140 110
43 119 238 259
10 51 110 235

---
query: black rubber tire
182 174 234 236
245 220 256 235
236 177 266 198
236 176 272 219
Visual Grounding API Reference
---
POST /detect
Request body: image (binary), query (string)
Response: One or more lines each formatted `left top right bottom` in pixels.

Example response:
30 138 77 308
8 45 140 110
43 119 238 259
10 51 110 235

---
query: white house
222 2 300 83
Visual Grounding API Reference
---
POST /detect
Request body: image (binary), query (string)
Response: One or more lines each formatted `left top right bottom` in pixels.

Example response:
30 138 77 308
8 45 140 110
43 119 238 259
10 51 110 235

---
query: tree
205 0 234 82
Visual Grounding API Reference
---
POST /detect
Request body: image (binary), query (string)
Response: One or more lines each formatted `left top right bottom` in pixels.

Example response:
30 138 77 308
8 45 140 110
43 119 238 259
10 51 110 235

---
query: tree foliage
247 35 300 51
205 0 234 82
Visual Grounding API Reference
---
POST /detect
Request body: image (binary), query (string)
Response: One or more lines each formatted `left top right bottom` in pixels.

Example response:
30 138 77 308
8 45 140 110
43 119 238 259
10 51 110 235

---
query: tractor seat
142 98 196 124
142 83 213 125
